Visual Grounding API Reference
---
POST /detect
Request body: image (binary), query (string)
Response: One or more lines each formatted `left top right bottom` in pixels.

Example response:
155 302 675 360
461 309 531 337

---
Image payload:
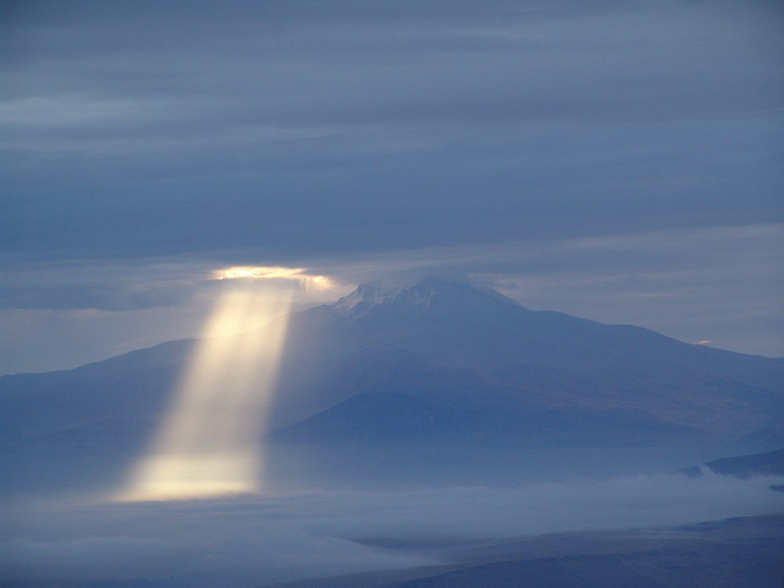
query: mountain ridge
2 277 782 495
2 278 780 382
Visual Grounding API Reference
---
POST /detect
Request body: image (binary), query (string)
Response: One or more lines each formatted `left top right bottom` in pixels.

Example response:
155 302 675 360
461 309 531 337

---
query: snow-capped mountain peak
330 277 526 317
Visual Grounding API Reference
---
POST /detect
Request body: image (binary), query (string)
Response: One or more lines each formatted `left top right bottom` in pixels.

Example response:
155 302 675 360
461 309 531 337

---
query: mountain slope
268 278 784 441
1 278 782 494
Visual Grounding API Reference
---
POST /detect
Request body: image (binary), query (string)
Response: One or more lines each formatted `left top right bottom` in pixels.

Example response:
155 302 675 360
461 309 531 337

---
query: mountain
269 278 784 442
680 448 784 479
2 278 783 494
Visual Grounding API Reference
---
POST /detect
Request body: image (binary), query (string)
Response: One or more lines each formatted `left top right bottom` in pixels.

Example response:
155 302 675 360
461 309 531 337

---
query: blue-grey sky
1 0 783 373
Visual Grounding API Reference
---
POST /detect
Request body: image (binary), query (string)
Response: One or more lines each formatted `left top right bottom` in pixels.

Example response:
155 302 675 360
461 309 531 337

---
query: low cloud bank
1 472 782 586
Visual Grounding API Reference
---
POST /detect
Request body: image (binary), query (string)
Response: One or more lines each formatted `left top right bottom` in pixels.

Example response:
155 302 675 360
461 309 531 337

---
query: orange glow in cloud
212 266 336 292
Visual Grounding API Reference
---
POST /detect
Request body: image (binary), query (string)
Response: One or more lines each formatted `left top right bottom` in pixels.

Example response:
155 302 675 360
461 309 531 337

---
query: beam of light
117 284 291 502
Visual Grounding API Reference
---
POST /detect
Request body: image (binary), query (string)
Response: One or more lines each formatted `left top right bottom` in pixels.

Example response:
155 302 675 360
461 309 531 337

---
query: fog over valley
3 473 783 587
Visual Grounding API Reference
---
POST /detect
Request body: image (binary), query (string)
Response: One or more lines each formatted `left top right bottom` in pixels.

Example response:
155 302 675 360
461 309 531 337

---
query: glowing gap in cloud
694 340 714 346
117 283 291 501
212 265 335 291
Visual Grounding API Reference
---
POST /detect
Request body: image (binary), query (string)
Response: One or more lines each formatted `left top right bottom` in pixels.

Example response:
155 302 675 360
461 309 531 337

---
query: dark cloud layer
2 1 782 262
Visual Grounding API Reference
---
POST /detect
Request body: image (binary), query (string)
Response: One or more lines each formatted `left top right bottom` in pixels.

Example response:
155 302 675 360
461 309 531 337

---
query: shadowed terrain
1 279 783 496
265 514 784 588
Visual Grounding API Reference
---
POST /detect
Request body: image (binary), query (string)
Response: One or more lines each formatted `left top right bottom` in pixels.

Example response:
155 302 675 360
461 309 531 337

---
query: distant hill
680 448 784 479
265 514 784 588
2 278 783 494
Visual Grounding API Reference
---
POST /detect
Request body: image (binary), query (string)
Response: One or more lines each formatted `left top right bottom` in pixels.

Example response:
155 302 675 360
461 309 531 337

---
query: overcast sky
2 0 783 374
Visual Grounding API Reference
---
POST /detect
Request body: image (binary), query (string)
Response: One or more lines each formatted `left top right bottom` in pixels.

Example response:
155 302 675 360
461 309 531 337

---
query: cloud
0 259 354 374
2 1 782 262
1 472 782 586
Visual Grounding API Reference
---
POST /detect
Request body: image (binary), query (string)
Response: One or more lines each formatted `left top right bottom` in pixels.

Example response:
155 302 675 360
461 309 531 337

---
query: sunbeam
118 284 291 501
